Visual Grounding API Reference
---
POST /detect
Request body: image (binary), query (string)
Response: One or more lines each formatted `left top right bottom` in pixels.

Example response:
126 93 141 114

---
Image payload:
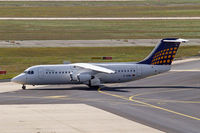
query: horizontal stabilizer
73 63 115 74
162 38 188 43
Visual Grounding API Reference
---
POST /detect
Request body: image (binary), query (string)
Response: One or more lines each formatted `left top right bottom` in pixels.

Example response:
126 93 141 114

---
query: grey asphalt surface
0 60 199 133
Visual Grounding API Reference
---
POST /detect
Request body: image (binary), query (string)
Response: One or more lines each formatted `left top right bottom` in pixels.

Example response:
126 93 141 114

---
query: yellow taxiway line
135 97 200 104
44 95 67 99
0 95 68 100
131 88 200 104
98 88 200 121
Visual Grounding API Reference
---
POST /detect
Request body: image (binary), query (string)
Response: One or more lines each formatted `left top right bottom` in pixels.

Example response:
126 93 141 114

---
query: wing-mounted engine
70 63 114 87
70 72 101 87
77 73 92 82
70 72 92 82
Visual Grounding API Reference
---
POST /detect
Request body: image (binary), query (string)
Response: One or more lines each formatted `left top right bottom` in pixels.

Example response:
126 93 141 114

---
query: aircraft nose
11 74 26 84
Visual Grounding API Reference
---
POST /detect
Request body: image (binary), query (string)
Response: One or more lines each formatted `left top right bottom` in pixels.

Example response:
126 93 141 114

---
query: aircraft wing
73 63 115 74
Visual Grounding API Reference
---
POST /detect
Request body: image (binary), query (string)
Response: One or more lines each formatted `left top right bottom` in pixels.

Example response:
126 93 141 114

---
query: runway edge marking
98 88 200 121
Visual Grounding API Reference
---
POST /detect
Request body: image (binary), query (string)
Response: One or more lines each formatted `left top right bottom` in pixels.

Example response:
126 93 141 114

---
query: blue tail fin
138 38 188 65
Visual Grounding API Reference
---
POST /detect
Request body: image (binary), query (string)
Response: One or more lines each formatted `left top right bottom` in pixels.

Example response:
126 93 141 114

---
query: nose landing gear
22 85 26 90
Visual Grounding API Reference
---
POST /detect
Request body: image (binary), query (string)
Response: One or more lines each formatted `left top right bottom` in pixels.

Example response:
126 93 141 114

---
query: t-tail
138 38 188 65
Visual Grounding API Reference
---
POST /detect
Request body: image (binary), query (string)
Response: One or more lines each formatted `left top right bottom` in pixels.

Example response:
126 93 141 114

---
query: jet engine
77 73 92 82
70 72 92 82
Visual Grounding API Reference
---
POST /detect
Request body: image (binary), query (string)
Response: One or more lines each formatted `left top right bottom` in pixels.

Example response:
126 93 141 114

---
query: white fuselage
12 62 171 86
11 38 187 88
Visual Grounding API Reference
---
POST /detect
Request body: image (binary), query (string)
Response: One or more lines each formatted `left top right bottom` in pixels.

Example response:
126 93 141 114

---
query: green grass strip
0 20 200 40
0 46 199 79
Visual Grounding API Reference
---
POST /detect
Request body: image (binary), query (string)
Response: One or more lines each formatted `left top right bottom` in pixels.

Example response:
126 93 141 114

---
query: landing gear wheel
92 86 99 89
88 85 99 89
87 80 100 89
22 85 26 90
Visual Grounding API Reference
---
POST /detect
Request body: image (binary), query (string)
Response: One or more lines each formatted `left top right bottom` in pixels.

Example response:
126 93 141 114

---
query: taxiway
0 59 199 133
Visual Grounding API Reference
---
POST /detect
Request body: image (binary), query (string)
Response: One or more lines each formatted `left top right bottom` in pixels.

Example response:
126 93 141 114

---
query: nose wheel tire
22 85 26 90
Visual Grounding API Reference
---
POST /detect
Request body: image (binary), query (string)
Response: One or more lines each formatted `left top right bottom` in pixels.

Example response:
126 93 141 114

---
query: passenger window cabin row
115 69 135 73
46 71 73 74
45 69 135 75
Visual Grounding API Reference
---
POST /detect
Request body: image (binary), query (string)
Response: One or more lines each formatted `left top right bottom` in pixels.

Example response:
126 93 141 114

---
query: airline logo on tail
151 46 178 65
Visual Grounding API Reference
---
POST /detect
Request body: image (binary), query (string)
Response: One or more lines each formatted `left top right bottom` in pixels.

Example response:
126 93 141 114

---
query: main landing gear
22 85 26 90
88 85 99 89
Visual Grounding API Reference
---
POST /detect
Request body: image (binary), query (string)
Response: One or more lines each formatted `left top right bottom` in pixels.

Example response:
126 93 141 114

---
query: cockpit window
25 71 34 74
23 71 27 73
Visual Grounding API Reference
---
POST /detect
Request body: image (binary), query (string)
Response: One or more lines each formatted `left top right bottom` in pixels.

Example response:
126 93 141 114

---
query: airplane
11 38 188 90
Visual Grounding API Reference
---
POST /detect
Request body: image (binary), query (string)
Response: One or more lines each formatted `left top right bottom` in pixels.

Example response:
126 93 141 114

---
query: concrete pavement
1 39 200 47
0 104 164 133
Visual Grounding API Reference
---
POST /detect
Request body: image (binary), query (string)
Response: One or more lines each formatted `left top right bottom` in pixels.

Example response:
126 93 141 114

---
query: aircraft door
137 65 142 77
38 67 44 79
24 73 27 83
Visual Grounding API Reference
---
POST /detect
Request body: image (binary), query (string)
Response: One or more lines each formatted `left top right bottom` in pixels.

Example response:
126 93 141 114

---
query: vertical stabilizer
138 38 188 65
